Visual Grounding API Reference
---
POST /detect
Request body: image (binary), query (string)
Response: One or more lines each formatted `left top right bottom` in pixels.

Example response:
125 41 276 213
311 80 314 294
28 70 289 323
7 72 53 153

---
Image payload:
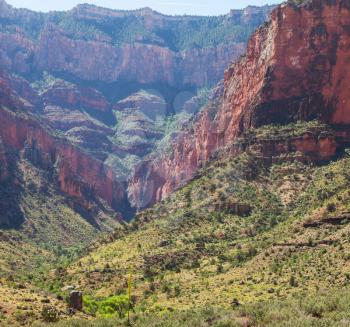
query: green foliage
84 295 130 318
32 291 350 327
5 121 350 326
287 0 307 5
30 72 65 94
238 120 328 142
41 305 59 323
0 7 270 51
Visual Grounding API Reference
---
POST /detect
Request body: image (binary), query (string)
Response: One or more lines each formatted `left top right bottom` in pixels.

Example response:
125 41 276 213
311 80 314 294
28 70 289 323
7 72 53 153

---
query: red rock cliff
0 1 273 88
0 76 128 213
129 0 350 209
41 81 111 113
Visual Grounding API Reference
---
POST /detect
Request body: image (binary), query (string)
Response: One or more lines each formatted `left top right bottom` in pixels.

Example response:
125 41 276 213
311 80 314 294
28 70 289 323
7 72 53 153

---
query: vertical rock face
41 82 111 113
34 33 245 87
220 0 350 136
0 1 274 88
129 0 350 209
55 143 126 209
0 82 128 214
0 1 275 220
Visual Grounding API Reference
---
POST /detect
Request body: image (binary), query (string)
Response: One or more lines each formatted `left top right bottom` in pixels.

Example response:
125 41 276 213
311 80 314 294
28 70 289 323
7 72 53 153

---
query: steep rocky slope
3 0 350 325
0 6 276 324
0 0 274 220
0 0 273 87
0 70 126 326
129 0 350 209
59 120 350 323
0 74 130 217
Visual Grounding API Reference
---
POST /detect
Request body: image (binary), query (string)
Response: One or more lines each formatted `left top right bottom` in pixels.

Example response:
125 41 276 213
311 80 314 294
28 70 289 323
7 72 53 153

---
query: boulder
69 291 83 311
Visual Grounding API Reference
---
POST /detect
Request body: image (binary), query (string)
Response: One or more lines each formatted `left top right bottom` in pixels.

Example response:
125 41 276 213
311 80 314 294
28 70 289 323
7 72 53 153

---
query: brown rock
0 2 274 88
0 81 128 214
69 291 83 311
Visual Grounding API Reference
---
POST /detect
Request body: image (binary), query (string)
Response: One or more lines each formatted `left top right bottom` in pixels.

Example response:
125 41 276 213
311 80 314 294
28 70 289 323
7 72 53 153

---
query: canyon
2 0 350 325
0 0 272 87
1 0 350 222
0 0 274 225
129 0 350 209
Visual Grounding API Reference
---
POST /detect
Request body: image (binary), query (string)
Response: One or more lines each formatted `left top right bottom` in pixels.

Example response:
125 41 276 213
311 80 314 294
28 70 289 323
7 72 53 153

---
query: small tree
41 305 59 322
289 275 298 287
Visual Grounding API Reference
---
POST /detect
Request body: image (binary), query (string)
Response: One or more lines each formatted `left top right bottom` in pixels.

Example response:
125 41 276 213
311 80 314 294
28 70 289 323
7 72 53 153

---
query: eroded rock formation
0 1 273 88
0 78 128 215
129 0 350 209
0 1 275 221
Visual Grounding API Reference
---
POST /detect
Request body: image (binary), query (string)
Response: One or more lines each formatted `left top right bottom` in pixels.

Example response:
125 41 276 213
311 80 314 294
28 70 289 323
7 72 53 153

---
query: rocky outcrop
220 0 350 134
0 71 33 110
35 32 244 88
65 127 113 153
0 84 129 215
41 81 110 113
0 1 274 88
129 0 350 209
69 291 83 311
115 90 167 121
129 127 338 209
42 105 109 132
113 90 166 156
234 130 338 165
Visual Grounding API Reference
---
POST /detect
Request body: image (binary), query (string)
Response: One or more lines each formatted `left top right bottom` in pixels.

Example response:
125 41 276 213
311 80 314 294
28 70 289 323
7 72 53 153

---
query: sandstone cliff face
129 0 350 209
35 31 245 88
0 80 128 214
0 1 276 220
0 1 274 88
221 0 350 135
41 81 111 113
0 27 243 88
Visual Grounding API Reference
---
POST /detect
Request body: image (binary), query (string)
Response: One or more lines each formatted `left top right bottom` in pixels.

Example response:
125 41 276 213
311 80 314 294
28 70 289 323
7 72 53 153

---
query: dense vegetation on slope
54 12 266 51
32 290 350 327
0 126 124 326
5 121 344 325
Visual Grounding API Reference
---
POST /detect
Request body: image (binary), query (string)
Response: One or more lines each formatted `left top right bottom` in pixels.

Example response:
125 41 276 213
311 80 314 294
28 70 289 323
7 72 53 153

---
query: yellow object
128 270 132 324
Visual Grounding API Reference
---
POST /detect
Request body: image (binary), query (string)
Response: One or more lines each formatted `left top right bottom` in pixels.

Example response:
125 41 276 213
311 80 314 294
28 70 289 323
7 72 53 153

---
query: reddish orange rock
0 84 127 214
41 81 111 113
129 0 350 209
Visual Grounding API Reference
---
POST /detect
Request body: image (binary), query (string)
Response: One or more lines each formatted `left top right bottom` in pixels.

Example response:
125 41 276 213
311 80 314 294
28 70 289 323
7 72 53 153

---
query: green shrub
83 295 130 318
41 305 59 322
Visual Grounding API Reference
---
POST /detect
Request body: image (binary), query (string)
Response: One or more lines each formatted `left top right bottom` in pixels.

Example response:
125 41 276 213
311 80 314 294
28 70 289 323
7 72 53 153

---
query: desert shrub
289 275 298 287
31 291 350 327
41 305 59 322
326 202 336 213
217 264 224 274
83 295 130 318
